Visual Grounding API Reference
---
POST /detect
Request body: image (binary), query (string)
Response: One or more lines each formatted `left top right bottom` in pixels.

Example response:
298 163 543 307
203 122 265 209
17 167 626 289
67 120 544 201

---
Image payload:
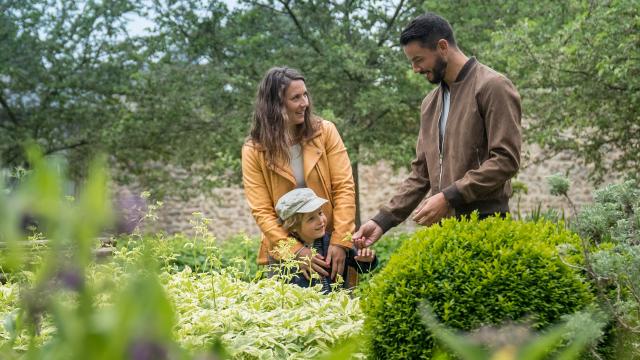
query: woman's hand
354 248 376 263
326 245 347 280
296 247 330 279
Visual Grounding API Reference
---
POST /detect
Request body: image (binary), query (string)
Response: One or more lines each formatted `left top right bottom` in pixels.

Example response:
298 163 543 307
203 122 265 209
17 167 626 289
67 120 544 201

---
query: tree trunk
352 160 361 228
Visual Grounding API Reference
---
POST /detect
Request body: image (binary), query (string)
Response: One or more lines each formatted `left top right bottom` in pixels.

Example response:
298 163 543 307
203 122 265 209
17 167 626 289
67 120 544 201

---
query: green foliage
548 173 570 197
0 0 243 198
110 0 247 197
0 149 365 359
367 232 408 270
165 266 364 359
493 0 640 181
547 172 577 218
511 179 529 219
570 180 640 357
113 235 365 359
361 214 594 359
524 203 566 225
511 180 529 197
118 232 261 280
119 227 405 288
355 232 407 288
0 238 367 359
573 180 639 245
216 233 261 279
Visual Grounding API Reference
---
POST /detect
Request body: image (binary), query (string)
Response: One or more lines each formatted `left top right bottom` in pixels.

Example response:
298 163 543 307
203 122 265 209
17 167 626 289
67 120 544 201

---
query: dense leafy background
2 0 637 200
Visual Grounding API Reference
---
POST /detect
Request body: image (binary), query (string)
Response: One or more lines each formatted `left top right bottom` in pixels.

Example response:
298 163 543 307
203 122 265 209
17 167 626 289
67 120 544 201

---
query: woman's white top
289 143 305 188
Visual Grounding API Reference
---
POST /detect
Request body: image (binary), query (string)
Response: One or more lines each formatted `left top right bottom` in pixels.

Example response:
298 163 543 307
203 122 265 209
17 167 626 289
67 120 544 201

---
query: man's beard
426 56 447 84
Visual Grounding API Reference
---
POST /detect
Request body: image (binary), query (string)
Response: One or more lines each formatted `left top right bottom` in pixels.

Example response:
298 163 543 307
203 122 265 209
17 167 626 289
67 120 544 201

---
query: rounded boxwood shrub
361 214 594 359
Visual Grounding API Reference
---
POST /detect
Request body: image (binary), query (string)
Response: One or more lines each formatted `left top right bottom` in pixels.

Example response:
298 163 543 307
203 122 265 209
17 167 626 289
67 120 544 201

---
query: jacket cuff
371 210 397 233
442 183 465 209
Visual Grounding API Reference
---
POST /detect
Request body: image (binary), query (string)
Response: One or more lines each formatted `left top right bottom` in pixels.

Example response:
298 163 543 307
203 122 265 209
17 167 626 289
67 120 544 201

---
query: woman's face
283 80 309 129
297 208 327 243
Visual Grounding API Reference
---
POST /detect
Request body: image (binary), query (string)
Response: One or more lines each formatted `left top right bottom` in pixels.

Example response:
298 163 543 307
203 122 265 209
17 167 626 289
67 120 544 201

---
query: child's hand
354 248 375 263
297 247 330 279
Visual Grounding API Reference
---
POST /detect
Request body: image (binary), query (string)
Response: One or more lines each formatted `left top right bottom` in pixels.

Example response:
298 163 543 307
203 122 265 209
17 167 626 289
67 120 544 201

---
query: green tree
0 0 142 179
107 0 247 197
0 0 245 197
492 0 640 181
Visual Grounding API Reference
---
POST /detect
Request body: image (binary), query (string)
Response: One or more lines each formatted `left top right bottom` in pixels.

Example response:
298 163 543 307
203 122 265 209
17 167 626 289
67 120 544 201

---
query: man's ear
437 39 449 54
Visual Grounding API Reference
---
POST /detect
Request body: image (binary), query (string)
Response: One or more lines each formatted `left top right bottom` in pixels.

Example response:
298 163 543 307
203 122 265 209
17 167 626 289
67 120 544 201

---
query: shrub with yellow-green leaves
164 268 364 359
0 147 364 359
0 260 365 359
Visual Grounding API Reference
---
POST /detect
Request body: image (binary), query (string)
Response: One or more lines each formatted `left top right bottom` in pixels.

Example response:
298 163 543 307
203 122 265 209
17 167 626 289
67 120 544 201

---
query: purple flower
56 267 84 291
128 339 168 360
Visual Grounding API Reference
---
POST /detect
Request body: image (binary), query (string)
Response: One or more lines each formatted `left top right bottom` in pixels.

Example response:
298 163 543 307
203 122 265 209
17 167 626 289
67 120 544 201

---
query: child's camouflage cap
275 188 328 221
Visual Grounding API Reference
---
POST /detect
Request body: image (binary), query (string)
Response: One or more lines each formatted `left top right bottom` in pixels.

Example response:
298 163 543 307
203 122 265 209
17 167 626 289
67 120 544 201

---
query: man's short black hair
400 12 456 49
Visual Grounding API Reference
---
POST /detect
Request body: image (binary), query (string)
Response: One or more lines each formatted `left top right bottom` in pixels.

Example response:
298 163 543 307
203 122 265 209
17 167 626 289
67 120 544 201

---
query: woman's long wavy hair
250 67 318 168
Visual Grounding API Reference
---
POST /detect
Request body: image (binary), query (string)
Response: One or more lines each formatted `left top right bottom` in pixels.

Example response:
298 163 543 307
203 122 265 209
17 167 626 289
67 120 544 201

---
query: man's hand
297 247 330 279
412 192 450 226
325 245 346 281
353 220 384 249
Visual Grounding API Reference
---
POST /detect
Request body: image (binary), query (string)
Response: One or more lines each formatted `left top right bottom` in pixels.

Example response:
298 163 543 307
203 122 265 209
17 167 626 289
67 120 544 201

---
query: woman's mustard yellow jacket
242 119 355 265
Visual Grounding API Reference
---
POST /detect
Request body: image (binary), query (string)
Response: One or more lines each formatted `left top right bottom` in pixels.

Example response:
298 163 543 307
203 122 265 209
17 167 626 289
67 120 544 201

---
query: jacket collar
438 57 477 92
270 140 323 187
302 138 323 181
454 57 477 83
246 120 325 186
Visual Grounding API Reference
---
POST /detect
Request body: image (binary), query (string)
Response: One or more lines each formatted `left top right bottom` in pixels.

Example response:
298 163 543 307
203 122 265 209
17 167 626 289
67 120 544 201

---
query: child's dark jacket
290 233 377 291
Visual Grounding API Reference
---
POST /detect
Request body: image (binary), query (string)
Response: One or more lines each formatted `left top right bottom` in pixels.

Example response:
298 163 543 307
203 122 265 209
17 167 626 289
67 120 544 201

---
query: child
275 187 377 293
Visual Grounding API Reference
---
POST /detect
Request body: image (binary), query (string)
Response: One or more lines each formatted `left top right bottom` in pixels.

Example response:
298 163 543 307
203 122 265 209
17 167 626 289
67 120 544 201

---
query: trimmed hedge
361 214 594 359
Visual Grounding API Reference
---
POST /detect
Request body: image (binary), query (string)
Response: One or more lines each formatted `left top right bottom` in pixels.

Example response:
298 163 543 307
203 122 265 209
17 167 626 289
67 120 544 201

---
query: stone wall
152 142 598 239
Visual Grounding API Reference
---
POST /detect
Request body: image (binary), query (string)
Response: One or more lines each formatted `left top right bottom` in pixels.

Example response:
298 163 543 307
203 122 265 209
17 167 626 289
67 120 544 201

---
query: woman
242 67 355 281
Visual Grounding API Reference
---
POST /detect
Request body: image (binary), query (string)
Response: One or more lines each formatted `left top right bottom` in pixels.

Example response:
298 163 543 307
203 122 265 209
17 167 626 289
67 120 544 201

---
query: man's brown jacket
373 58 522 231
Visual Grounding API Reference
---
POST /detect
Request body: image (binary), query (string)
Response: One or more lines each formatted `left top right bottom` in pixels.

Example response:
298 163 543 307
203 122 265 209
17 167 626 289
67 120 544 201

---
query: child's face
297 209 327 243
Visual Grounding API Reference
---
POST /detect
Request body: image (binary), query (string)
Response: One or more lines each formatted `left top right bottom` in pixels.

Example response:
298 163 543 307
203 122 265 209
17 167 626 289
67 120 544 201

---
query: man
354 13 521 248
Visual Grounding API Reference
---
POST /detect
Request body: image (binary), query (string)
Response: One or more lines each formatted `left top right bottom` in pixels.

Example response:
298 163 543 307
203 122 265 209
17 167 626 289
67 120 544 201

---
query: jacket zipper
476 147 481 168
438 152 443 191
438 91 446 191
